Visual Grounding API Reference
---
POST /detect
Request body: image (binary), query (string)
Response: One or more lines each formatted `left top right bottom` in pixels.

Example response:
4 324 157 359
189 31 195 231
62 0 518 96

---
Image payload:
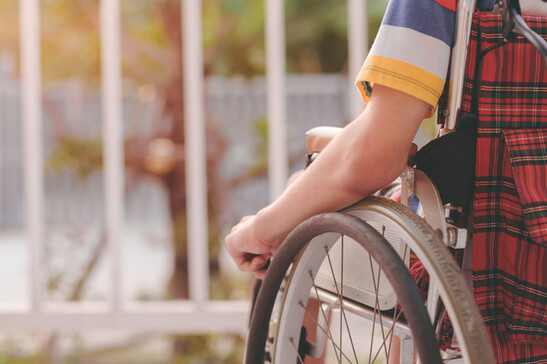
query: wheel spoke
324 242 360 363
310 269 341 363
385 238 409 361
377 272 390 360
388 243 409 359
368 255 377 364
369 263 391 363
298 301 355 363
376 230 390 360
339 236 361 364
340 236 343 361
372 307 405 363
299 301 330 338
371 231 410 363
387 308 404 360
384 225 399 362
289 337 305 364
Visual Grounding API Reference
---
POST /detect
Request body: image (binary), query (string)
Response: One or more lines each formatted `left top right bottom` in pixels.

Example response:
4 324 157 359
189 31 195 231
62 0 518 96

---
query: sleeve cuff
355 55 445 118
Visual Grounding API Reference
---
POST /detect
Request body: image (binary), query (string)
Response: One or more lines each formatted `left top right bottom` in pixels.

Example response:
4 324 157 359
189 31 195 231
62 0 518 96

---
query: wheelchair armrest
305 126 343 153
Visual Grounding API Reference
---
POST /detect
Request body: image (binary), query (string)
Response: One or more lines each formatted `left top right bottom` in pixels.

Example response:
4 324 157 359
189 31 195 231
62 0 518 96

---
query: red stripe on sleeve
434 0 457 11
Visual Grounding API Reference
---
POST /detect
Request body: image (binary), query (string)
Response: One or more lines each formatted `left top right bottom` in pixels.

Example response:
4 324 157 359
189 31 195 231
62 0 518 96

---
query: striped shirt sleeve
356 0 457 116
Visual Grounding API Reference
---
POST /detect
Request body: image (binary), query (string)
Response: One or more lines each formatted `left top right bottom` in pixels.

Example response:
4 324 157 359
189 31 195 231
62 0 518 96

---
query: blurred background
0 0 435 363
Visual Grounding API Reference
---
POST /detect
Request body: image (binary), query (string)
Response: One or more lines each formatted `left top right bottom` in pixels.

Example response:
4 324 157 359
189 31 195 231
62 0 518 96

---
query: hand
225 215 278 279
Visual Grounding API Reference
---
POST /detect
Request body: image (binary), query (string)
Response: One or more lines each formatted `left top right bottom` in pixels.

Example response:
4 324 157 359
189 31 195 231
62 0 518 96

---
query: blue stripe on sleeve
478 0 496 11
382 0 456 47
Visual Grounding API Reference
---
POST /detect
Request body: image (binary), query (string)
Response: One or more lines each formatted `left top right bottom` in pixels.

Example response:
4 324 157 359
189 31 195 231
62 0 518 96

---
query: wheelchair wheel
246 196 495 364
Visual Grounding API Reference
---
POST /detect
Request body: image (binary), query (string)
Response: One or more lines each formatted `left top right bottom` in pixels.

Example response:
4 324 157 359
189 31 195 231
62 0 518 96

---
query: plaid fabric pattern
454 12 547 363
503 129 547 243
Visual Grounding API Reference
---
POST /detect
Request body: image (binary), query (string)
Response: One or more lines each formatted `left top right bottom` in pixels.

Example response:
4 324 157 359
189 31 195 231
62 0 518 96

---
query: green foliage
0 354 49 364
203 0 391 76
170 335 245 364
210 269 254 300
46 136 103 178
251 117 269 172
40 0 102 88
0 336 49 364
285 1 348 73
0 334 245 364
203 0 266 76
254 117 269 143
0 0 391 80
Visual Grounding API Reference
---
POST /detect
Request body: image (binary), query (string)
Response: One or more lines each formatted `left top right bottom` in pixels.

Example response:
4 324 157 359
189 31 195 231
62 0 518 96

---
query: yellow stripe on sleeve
355 55 445 117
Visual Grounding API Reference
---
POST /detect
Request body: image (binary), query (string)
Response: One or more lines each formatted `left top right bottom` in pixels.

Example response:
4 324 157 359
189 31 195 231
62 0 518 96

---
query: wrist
254 206 290 249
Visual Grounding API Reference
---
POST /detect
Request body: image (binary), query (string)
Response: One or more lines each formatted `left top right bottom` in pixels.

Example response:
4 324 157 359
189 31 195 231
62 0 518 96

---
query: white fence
0 74 351 227
0 0 368 334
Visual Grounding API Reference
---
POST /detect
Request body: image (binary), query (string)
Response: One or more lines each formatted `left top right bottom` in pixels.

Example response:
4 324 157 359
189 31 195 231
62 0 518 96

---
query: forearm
254 85 429 248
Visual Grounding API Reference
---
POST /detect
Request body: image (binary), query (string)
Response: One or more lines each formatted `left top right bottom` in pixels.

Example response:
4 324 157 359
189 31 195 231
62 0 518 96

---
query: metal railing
0 73 351 227
2 0 368 334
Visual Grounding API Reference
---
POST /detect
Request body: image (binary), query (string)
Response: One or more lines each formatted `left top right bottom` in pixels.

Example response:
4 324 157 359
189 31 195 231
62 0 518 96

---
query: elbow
339 143 408 197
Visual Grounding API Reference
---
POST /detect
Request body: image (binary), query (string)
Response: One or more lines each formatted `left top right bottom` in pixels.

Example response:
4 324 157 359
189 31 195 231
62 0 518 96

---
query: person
225 0 547 362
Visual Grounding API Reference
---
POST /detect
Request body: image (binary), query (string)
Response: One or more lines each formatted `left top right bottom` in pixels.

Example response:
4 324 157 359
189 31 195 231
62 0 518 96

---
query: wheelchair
245 140 493 364
244 0 547 362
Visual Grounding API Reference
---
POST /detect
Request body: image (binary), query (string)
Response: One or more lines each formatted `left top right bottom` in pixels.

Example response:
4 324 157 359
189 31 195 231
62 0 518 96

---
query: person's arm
225 84 430 278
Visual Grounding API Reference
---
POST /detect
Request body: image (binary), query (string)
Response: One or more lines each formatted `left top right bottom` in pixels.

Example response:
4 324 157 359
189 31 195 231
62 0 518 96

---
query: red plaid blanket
457 11 547 363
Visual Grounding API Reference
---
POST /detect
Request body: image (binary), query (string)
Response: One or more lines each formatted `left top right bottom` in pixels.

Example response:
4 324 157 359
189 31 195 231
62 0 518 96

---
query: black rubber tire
245 212 443 364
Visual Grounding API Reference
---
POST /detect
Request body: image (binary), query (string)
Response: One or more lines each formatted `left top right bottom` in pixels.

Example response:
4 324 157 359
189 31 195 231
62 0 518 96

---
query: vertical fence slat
100 0 123 310
265 0 288 201
182 0 209 303
348 0 369 119
20 0 43 311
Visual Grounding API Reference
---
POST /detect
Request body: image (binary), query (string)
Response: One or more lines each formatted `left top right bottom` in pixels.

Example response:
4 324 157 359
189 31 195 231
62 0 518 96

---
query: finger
248 255 269 272
254 269 267 279
235 254 264 272
253 261 270 279
236 259 254 272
